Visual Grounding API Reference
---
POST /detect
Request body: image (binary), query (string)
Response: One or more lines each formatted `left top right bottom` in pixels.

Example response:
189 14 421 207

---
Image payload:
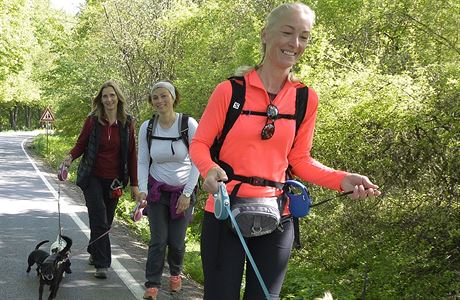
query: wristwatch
183 191 192 198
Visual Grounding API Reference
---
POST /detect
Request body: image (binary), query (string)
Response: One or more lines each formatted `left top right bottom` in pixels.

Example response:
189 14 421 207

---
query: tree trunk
9 105 19 130
25 106 32 128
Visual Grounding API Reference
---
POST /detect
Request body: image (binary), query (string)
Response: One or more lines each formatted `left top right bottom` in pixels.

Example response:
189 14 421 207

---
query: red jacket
70 116 138 186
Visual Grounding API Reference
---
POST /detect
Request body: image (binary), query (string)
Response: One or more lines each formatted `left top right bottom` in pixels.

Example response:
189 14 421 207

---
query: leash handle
57 164 68 181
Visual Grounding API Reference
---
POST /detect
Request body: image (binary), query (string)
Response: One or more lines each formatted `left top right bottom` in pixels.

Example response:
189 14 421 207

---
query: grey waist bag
230 197 281 238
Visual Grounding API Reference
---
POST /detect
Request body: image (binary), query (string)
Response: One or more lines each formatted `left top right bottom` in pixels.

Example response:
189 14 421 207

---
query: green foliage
0 0 70 129
183 240 204 284
9 0 460 298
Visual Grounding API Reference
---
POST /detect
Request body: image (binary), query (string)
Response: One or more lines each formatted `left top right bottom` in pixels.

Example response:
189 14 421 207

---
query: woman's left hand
340 173 381 199
176 194 191 214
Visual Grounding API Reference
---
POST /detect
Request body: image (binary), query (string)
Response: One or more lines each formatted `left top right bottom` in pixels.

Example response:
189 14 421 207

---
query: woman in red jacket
190 3 381 299
63 80 139 279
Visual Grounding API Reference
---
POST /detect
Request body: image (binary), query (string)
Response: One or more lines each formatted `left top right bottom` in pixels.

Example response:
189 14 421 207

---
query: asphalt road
0 131 203 300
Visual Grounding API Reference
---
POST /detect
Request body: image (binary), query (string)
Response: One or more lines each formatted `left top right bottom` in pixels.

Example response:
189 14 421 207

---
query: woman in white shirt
137 81 199 300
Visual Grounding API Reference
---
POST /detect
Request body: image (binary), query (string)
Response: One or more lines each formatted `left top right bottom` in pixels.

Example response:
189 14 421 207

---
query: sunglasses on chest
242 103 296 140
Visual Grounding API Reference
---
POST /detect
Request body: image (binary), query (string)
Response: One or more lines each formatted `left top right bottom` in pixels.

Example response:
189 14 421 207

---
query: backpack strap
146 114 158 168
291 85 309 249
295 86 308 132
146 114 158 155
178 112 190 149
210 76 245 162
292 217 301 249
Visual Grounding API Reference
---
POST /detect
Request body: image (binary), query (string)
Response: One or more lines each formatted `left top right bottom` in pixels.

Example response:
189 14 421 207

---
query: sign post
40 107 55 156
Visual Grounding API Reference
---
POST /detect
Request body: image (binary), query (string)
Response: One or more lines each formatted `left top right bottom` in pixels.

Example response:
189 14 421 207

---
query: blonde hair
235 2 315 80
91 80 129 125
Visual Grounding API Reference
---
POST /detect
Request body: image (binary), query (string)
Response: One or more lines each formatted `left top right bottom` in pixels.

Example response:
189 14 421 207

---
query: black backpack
209 76 309 248
146 113 190 157
145 113 200 202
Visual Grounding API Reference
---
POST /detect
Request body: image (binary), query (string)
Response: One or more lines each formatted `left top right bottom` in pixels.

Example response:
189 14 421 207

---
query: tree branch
403 12 460 56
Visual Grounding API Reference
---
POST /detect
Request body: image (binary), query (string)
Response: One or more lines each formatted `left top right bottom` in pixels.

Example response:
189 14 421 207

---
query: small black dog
38 235 72 300
26 240 50 276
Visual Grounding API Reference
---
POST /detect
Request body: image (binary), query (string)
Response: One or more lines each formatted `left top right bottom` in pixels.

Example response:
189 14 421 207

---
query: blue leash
214 182 272 300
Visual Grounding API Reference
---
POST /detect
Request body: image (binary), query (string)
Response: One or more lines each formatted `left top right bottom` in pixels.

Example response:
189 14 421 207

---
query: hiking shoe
88 255 94 265
94 268 108 279
169 275 182 292
143 287 158 299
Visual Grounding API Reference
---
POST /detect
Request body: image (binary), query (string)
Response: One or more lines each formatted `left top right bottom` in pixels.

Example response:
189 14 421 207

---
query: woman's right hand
340 173 381 199
63 154 72 167
203 166 228 194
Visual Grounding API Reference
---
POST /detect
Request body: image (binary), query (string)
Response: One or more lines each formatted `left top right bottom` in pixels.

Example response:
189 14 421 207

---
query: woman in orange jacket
190 3 381 299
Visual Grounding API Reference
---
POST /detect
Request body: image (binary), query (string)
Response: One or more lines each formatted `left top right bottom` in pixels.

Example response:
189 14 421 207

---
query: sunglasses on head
261 104 279 140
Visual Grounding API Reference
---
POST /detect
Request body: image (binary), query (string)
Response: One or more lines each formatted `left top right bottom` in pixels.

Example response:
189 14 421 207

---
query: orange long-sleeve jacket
190 70 348 212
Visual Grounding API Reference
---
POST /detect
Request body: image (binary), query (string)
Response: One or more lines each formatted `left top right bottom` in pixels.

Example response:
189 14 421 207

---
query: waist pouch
229 197 281 238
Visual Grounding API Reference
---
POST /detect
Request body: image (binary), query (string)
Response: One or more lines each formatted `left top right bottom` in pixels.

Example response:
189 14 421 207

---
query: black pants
145 191 193 288
201 211 294 300
82 175 119 268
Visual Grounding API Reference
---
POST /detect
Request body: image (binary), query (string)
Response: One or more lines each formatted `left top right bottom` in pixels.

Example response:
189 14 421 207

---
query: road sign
40 107 55 122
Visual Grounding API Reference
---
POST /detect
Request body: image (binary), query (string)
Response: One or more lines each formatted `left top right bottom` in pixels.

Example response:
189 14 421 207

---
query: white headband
151 81 176 100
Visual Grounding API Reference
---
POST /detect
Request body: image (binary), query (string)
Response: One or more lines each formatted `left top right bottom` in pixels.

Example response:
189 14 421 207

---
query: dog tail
59 235 72 255
35 240 50 250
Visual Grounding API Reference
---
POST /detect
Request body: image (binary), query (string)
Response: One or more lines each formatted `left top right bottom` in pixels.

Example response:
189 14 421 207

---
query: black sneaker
94 268 108 279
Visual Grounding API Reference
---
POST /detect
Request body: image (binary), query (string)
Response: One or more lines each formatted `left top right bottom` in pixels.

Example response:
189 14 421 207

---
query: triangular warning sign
40 107 55 122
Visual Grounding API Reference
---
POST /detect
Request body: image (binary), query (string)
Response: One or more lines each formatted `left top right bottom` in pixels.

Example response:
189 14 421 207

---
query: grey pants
145 191 192 288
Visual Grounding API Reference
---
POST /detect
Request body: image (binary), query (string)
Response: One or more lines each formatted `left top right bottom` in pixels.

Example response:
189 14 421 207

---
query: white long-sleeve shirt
138 113 200 196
